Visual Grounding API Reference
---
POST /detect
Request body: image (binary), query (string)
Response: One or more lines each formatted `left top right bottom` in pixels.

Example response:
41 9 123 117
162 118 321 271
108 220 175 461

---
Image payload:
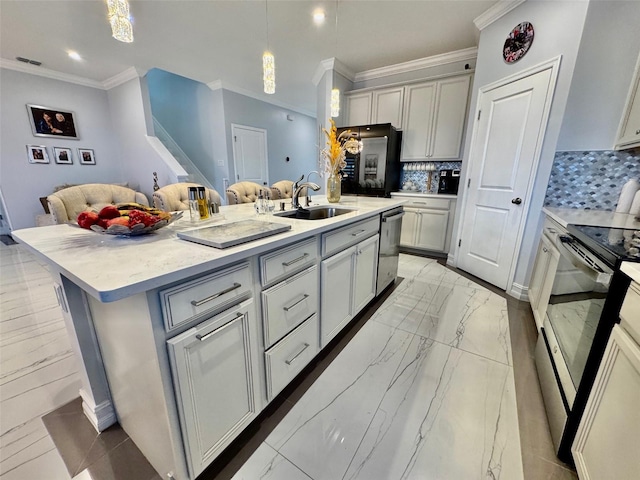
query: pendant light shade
330 87 340 117
263 51 275 94
106 0 133 43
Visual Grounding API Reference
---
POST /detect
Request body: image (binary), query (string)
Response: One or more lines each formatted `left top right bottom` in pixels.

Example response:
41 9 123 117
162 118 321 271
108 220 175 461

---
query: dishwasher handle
382 211 405 223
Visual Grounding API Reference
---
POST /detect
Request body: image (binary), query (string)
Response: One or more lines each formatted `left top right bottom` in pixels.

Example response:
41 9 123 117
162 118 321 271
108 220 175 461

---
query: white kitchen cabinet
528 232 560 331
167 300 260 478
320 234 379 347
402 75 471 161
346 92 373 126
393 195 456 254
614 53 640 150
572 282 640 479
345 86 404 128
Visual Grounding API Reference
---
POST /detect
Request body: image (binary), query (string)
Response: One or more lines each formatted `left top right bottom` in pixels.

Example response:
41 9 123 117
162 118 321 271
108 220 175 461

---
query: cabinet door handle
283 294 310 312
351 229 367 237
285 343 310 365
282 253 309 267
196 312 244 342
636 128 640 135
543 247 548 253
191 283 241 306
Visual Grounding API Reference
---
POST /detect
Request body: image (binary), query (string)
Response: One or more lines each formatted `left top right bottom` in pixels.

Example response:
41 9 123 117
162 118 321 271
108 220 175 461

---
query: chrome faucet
305 171 321 206
292 182 320 209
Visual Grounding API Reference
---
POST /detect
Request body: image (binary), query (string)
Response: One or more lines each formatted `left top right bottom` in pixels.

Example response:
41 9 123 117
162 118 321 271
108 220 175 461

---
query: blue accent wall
544 148 640 210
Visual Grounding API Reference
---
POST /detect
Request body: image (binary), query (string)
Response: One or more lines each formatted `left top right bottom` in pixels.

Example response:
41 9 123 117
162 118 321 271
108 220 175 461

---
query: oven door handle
555 236 612 287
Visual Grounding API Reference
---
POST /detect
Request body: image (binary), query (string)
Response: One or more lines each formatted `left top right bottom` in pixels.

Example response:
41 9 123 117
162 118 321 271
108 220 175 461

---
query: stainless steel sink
274 206 355 220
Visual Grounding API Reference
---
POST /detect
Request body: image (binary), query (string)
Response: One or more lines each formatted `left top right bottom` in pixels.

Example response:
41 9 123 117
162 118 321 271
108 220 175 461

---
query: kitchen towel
616 179 640 213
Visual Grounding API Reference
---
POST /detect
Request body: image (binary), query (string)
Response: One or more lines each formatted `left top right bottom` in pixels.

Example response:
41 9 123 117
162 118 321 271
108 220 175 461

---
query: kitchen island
12 195 405 480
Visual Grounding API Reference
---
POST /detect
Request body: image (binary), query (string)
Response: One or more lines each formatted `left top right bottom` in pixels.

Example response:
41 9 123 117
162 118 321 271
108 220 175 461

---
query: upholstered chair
270 180 308 201
225 181 266 205
47 184 149 224
153 183 222 212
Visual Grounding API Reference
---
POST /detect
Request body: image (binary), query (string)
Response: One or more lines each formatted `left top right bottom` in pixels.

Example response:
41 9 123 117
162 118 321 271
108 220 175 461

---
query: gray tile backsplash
544 149 640 211
400 161 461 193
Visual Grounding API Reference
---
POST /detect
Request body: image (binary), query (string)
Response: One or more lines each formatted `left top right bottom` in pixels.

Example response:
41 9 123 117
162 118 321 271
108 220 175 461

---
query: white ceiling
0 0 498 115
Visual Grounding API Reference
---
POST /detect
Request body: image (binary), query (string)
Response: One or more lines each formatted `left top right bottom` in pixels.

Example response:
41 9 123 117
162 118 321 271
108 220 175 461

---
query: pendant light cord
265 0 270 50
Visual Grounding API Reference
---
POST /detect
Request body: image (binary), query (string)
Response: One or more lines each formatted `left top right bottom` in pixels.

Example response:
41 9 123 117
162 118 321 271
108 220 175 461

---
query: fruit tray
88 211 183 236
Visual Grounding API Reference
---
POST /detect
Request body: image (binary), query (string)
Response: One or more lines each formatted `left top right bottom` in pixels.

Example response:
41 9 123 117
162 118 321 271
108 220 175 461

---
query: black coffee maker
438 169 460 194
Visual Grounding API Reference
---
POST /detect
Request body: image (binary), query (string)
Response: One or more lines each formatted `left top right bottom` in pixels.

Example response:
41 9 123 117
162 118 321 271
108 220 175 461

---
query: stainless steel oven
536 224 637 463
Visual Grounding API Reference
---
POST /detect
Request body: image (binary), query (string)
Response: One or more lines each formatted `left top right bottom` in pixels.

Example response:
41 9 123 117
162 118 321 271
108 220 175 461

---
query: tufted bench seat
47 184 149 224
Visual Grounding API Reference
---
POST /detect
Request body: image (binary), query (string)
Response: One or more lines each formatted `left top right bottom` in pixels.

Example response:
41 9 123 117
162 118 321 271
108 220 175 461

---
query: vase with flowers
320 118 357 203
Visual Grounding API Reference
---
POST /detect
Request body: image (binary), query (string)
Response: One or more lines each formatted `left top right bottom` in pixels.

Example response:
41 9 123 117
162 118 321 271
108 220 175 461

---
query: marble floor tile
343 338 522 480
0 243 79 479
264 320 414 480
230 443 312 480
426 283 512 365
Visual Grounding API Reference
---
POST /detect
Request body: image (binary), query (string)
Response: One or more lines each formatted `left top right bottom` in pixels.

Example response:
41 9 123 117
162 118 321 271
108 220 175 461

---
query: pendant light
106 0 133 43
330 0 340 117
263 0 275 94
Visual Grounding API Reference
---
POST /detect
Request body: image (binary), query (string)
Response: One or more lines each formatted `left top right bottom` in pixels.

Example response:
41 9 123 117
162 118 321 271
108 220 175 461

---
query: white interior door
457 65 556 290
231 124 269 187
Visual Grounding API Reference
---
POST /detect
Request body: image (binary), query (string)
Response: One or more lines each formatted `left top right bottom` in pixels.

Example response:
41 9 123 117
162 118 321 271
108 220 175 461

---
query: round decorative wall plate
503 22 534 64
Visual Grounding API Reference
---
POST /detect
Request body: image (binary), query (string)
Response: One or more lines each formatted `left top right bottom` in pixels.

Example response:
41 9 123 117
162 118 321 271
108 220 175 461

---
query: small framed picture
78 148 96 165
53 147 73 165
27 104 78 139
26 145 50 164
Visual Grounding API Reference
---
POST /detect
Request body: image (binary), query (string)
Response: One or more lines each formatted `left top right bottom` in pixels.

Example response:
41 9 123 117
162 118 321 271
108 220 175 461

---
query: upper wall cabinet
402 75 471 161
345 86 405 129
614 53 640 150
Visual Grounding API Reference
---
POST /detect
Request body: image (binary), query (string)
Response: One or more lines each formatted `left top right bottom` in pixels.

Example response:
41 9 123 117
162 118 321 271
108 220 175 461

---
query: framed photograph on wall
26 145 50 164
53 147 73 165
78 148 96 165
26 104 78 139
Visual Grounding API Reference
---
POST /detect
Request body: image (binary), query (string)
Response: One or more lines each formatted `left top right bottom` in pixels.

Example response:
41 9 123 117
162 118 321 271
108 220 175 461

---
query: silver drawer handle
412 202 427 205
351 229 367 237
283 294 310 312
196 312 243 342
285 343 310 365
282 253 309 267
191 283 241 307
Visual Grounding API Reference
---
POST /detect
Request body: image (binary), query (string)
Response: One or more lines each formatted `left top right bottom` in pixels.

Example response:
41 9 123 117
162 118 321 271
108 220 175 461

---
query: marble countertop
543 207 640 229
12 196 404 303
391 191 457 199
621 262 640 284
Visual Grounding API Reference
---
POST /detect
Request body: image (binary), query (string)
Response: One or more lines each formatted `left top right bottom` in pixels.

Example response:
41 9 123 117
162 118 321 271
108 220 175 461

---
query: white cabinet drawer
262 265 319 348
620 282 640 344
404 197 451 210
265 314 319 400
322 216 379 257
160 262 252 331
259 237 318 287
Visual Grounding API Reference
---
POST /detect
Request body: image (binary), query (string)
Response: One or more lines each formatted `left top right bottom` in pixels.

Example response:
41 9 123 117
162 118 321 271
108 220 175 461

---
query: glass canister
188 187 200 222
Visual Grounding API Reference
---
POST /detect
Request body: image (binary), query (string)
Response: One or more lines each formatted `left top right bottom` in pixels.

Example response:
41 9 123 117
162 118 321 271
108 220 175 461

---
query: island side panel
58 274 116 431
88 292 188 480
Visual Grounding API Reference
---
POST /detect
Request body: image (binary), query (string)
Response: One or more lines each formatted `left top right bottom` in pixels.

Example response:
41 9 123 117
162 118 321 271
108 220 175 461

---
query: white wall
106 76 180 203
0 68 124 230
451 0 590 293
557 1 640 150
222 90 318 189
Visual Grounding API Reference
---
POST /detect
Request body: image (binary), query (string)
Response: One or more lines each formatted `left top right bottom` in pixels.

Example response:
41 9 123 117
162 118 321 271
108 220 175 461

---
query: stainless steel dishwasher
377 207 404 295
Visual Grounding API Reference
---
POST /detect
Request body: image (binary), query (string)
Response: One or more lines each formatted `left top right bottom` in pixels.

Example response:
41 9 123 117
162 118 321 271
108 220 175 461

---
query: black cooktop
568 224 640 267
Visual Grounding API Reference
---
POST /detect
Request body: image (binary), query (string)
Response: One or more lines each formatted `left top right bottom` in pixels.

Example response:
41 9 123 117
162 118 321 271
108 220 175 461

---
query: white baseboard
80 388 117 433
446 252 456 266
508 282 529 301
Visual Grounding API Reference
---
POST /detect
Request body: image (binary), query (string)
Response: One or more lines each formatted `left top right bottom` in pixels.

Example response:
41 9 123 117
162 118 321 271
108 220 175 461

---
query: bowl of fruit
76 203 183 236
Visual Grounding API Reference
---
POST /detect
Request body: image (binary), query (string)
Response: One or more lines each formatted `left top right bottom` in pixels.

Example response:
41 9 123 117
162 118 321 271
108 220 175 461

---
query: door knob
511 197 522 205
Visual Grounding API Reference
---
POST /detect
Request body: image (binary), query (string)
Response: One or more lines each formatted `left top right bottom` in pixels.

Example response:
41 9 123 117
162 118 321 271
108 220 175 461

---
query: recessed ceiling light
313 10 326 24
68 51 82 61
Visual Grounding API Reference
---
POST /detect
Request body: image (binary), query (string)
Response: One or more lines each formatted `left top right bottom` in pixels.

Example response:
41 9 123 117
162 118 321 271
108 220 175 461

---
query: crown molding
312 58 356 86
474 0 526 31
103 66 146 90
207 80 315 117
0 58 105 89
353 47 478 83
